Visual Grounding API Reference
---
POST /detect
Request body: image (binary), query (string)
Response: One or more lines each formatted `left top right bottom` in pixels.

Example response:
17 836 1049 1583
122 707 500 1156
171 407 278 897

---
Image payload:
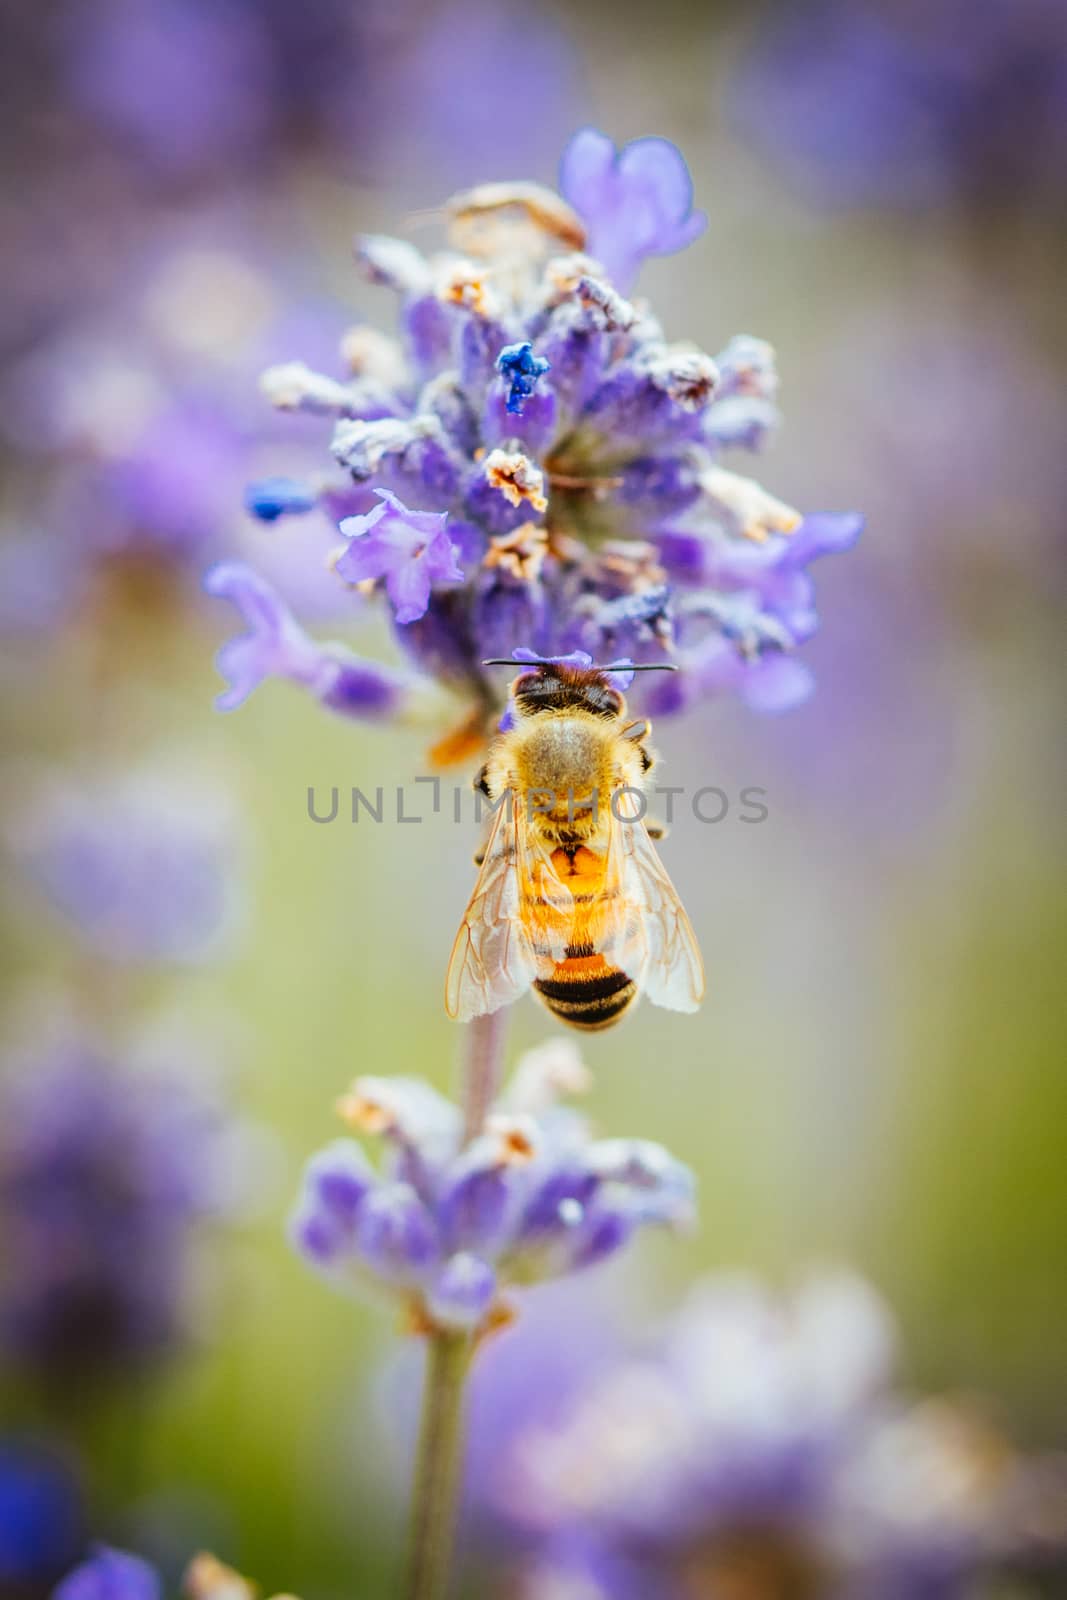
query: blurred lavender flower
0 242 349 638
211 129 861 757
491 1273 1067 1598
54 1548 297 1600
291 1039 694 1337
733 0 1067 212
56 0 579 193
0 1038 242 1387
62 0 275 182
0 4 581 367
0 1439 84 1596
54 1546 159 1600
8 763 241 967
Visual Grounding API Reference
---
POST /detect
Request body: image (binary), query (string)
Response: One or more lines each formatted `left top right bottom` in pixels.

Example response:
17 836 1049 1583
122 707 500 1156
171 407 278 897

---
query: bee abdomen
534 962 636 1030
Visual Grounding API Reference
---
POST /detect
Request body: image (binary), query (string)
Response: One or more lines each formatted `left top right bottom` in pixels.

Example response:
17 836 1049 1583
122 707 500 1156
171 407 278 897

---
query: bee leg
473 778 493 863
645 817 669 841
620 719 655 774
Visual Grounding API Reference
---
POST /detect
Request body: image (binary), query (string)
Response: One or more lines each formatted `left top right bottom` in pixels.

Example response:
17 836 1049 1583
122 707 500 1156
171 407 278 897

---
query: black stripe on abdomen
535 970 632 1004
534 965 637 1030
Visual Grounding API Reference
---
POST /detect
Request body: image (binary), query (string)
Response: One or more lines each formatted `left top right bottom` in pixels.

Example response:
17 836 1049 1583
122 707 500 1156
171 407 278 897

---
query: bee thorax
514 717 615 804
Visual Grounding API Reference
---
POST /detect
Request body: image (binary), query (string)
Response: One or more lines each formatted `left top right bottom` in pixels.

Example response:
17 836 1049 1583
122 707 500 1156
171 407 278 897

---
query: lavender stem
403 1329 473 1600
404 1010 509 1600
460 1009 509 1144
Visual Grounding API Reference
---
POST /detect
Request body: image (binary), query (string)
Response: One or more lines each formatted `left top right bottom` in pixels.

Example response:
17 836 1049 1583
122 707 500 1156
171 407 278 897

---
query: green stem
403 1331 473 1600
404 1010 510 1599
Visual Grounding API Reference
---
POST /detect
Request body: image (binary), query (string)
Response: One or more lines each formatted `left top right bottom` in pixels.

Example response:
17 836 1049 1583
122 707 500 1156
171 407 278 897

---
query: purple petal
204 561 327 709
306 1141 375 1226
741 653 816 712
512 646 595 670
385 554 435 625
438 1164 511 1254
586 1138 696 1226
569 1206 635 1270
779 512 865 571
426 1253 497 1331
601 658 637 691
560 127 707 292
356 1183 439 1278
205 561 412 720
54 1547 161 1600
336 489 463 625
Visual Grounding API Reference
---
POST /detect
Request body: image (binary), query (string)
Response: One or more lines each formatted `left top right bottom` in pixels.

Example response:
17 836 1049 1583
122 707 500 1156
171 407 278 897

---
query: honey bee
446 657 705 1030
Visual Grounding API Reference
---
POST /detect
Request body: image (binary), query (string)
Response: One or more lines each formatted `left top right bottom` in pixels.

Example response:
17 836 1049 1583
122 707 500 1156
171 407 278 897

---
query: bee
446 657 704 1030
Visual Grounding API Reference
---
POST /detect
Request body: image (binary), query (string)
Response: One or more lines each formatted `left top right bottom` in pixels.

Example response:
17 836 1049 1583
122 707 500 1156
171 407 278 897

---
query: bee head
483 654 678 722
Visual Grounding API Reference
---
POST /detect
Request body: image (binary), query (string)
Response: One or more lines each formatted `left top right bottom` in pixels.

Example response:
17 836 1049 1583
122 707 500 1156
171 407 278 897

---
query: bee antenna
481 658 679 672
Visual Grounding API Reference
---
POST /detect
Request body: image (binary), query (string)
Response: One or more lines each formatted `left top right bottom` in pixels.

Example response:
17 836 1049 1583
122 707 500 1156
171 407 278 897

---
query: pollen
702 466 802 544
486 1113 538 1166
440 263 492 316
328 544 377 596
336 1090 392 1134
402 1298 438 1339
184 1554 256 1600
484 448 548 513
656 349 720 410
483 523 549 582
593 540 668 595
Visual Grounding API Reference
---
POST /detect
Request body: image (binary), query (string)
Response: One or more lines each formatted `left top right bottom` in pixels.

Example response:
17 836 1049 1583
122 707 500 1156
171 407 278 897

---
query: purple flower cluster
210 129 861 752
0 241 346 640
291 1040 694 1336
491 1274 1067 1598
0 1039 238 1386
54 1547 280 1600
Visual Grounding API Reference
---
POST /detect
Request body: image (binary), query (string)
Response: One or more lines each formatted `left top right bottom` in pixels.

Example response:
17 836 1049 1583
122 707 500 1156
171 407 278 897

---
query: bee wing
445 795 573 1021
603 787 705 1012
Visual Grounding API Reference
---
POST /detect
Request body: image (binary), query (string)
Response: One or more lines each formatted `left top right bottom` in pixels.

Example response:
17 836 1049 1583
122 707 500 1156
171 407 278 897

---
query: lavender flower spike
9 760 239 967
223 126 860 754
205 561 420 719
560 127 708 292
0 1037 241 1386
291 1039 694 1336
494 1273 1067 1598
55 1549 298 1600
